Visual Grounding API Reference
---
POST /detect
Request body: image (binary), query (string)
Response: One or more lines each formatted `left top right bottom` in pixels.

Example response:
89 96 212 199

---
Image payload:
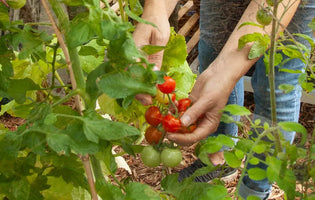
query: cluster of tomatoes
140 76 197 168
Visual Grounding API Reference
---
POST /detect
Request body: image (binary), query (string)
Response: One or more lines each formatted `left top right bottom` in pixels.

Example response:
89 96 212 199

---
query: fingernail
152 66 159 71
180 115 191 126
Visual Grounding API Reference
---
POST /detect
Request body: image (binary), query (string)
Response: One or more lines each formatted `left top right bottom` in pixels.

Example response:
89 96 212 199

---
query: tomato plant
157 76 176 94
145 126 163 144
160 148 182 167
256 8 272 26
140 145 161 167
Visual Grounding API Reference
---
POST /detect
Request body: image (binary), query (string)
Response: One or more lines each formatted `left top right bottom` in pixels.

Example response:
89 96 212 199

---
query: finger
180 97 210 127
135 94 153 106
166 124 209 146
148 51 164 70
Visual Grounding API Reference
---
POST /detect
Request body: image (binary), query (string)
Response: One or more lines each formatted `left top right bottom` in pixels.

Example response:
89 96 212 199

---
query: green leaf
98 71 156 99
125 182 160 200
238 33 263 49
162 28 188 70
224 151 241 168
11 178 31 200
61 0 84 6
215 135 235 148
95 179 124 200
124 6 156 28
247 167 267 180
78 46 99 57
8 78 40 104
238 22 263 29
279 84 295 94
236 138 254 152
67 20 95 49
293 33 314 49
167 60 197 99
141 45 166 55
83 116 140 143
44 113 57 125
107 33 143 65
222 104 251 116
266 156 296 199
46 133 72 155
248 35 270 59
247 196 261 200
278 122 307 145
249 157 260 165
252 144 266 154
129 0 143 16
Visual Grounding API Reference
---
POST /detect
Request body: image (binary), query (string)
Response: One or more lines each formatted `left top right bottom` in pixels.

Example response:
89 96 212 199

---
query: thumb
180 98 209 126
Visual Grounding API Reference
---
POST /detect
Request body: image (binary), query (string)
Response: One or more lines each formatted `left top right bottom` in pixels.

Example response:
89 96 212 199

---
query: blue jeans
198 0 315 199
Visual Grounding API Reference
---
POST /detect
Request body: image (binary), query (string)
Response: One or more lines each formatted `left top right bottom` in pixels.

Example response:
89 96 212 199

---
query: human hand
133 2 171 106
166 67 235 146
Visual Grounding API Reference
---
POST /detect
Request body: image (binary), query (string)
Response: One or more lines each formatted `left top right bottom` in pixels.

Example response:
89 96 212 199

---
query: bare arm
167 0 300 145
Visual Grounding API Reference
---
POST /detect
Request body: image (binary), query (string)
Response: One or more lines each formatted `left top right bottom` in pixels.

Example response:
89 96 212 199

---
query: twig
80 154 99 200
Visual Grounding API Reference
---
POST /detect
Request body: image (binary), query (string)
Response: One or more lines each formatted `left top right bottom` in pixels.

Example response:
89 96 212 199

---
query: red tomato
145 126 163 144
177 98 192 112
179 124 197 133
145 106 163 127
157 76 176 94
162 114 181 133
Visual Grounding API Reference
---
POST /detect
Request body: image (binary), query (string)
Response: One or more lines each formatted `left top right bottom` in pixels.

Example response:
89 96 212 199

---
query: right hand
167 67 236 146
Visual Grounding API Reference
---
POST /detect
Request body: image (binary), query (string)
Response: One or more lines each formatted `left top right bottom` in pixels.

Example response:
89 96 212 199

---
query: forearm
143 0 178 17
211 0 300 90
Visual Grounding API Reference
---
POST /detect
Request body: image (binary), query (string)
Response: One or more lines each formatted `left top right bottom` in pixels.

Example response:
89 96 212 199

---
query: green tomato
256 8 273 26
161 148 182 167
7 0 26 9
140 146 161 167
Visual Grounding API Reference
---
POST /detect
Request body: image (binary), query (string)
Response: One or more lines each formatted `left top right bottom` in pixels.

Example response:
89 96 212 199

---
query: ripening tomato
179 123 197 133
157 76 176 94
162 114 181 133
145 106 163 127
161 148 182 167
155 89 176 105
145 126 163 144
141 145 161 167
177 98 192 112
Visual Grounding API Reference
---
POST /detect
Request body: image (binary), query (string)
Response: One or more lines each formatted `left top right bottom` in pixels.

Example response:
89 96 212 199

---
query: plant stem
118 0 125 21
268 0 282 154
80 154 99 200
90 155 106 184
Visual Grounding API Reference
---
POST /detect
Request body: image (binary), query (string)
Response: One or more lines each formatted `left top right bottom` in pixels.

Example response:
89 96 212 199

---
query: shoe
178 159 238 182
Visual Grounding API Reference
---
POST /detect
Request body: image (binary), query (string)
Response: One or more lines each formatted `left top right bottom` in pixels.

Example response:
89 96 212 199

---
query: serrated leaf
238 33 263 49
162 28 188 69
248 36 270 59
78 46 99 57
67 20 95 49
252 144 266 154
248 167 267 180
95 179 124 200
141 45 166 55
11 178 30 200
224 151 241 168
279 84 295 94
222 104 251 116
8 78 40 104
46 133 72 155
125 182 160 200
278 122 307 145
83 116 140 143
249 157 260 165
98 71 156 99
124 6 156 28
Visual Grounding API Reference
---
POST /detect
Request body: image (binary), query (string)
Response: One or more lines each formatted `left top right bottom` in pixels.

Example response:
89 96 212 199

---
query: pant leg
239 1 315 198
